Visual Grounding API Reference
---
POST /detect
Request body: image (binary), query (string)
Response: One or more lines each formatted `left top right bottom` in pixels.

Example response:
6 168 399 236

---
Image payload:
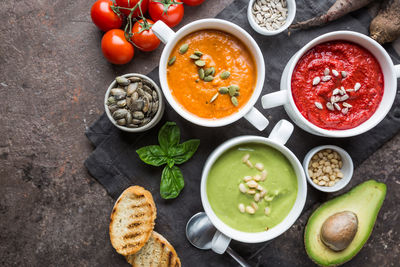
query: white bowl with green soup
200 120 307 254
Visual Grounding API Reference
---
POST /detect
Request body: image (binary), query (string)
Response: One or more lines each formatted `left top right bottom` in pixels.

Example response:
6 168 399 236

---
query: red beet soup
291 41 384 130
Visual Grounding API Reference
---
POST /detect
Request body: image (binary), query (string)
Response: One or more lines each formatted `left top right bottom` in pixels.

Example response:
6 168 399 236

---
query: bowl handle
152 20 176 44
395 64 400 78
261 90 289 109
244 107 269 131
268 119 294 145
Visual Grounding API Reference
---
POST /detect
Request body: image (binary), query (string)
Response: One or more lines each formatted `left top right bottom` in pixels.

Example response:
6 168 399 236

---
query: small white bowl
247 0 296 36
303 145 353 193
104 73 165 133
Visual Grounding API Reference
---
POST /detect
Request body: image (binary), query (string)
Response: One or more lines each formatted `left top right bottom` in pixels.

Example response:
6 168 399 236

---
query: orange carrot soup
166 30 257 119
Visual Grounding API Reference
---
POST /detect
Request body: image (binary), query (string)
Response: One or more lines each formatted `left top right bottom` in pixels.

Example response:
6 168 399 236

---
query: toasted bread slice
125 231 181 267
110 186 156 256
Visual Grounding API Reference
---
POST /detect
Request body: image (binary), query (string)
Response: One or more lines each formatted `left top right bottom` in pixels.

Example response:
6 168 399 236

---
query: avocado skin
304 180 387 267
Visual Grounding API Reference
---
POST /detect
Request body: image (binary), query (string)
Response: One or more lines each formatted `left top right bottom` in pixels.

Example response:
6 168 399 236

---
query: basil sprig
136 122 200 199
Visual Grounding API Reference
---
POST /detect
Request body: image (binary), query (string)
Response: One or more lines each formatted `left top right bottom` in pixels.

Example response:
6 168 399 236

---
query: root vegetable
370 0 400 44
290 0 375 30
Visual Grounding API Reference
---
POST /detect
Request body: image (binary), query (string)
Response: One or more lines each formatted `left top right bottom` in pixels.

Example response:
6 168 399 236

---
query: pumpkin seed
231 96 239 106
195 60 206 67
220 71 230 79
127 82 139 96
117 118 126 126
203 75 214 82
116 76 130 86
210 93 219 103
194 51 203 57
112 109 128 120
168 56 176 66
179 43 189 54
219 87 229 94
108 104 118 113
198 68 205 80
195 79 199 83
228 85 239 96
132 111 145 120
204 67 215 76
107 96 116 105
117 99 127 107
125 112 132 124
189 54 200 60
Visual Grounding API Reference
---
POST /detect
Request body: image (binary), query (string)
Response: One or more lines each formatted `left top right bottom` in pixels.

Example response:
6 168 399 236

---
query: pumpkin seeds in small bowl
104 73 165 133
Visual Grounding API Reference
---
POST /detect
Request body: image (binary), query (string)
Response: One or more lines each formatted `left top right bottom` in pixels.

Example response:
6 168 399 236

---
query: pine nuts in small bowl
247 0 296 36
303 145 353 193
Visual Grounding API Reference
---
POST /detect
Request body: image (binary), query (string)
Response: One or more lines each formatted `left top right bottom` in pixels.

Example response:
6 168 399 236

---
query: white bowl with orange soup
152 19 269 131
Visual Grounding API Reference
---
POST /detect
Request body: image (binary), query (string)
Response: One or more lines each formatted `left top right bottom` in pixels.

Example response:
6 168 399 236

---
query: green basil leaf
136 145 168 166
160 165 184 199
158 122 180 153
167 158 175 168
170 139 200 165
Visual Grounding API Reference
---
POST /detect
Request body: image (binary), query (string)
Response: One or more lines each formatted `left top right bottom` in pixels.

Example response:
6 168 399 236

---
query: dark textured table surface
0 0 399 266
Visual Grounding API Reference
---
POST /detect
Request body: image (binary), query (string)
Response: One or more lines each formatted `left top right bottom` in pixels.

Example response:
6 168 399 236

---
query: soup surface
167 30 256 119
291 41 384 130
207 143 298 233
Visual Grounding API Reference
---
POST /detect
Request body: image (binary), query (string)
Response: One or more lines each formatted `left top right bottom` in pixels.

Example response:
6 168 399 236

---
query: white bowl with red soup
261 31 400 138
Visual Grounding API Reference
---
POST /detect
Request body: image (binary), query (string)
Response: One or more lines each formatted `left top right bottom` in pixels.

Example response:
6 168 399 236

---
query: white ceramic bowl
261 31 400 137
247 0 296 36
151 19 269 131
104 73 165 133
303 145 353 193
199 120 307 254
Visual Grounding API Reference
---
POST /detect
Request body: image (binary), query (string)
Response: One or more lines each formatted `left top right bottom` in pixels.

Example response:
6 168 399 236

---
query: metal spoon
186 212 252 267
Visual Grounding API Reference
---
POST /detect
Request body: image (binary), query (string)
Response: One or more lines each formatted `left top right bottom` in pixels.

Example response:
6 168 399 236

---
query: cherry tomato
91 0 123 32
149 0 184 28
131 19 161 52
182 0 204 6
101 29 134 64
115 0 149 17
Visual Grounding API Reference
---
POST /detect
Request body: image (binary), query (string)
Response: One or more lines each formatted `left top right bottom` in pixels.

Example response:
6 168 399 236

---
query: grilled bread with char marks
109 186 156 256
125 231 181 267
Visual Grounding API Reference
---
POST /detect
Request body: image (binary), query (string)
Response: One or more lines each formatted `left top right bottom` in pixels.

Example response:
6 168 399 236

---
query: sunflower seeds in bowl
104 74 165 132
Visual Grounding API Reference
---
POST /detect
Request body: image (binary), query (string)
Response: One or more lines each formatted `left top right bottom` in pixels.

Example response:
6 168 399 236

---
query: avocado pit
320 211 358 251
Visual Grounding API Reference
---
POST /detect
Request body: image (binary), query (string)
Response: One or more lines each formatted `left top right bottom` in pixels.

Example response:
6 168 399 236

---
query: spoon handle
226 246 252 267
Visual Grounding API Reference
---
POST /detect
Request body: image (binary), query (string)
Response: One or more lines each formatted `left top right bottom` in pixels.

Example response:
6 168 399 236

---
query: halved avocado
304 180 386 266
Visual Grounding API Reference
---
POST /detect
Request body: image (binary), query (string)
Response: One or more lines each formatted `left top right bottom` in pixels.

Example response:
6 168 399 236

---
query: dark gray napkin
85 0 400 266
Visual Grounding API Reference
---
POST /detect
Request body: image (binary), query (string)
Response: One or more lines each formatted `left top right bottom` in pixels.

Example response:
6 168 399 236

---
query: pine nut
255 163 264 171
243 176 253 182
251 201 258 210
264 207 271 216
239 183 247 193
260 170 267 181
260 190 267 197
247 189 256 194
238 203 245 213
254 174 261 181
246 206 255 214
247 180 258 188
256 185 264 191
245 160 253 168
242 153 250 163
254 193 261 202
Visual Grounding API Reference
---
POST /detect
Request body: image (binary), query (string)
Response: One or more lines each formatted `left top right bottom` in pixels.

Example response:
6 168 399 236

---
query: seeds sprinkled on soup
167 30 257 119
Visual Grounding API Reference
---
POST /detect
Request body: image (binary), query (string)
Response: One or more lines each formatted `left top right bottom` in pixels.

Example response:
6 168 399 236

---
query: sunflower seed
346 89 355 92
334 103 341 111
342 102 352 108
195 60 206 67
340 95 349 101
196 68 204 80
209 93 219 103
203 76 214 82
332 69 339 77
342 107 349 115
326 102 335 111
354 82 361 91
315 102 323 110
179 43 189 54
322 75 332 82
324 68 330 76
312 77 320 86
340 87 346 95
332 88 340 95
168 56 176 66
220 71 230 79
331 95 338 103
219 87 229 94
341 71 347 78
231 97 239 107
189 54 200 60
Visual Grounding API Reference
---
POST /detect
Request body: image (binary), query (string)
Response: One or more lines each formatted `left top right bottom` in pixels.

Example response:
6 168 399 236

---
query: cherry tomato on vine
182 0 204 6
101 29 134 64
131 19 160 52
91 0 123 32
149 0 184 28
115 0 149 17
